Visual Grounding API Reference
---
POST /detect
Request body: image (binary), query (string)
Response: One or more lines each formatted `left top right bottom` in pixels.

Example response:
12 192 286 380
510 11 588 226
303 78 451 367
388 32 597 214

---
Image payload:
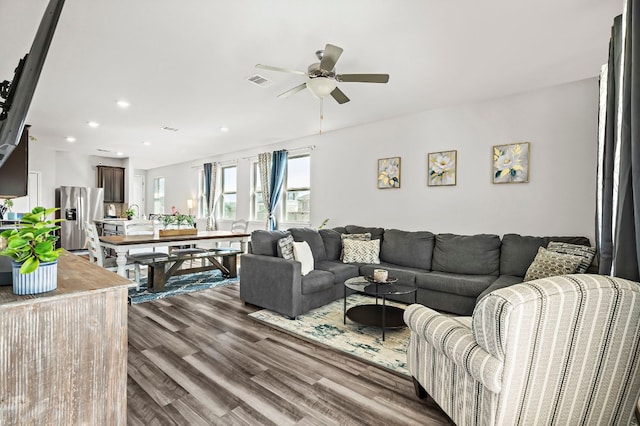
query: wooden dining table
99 230 250 277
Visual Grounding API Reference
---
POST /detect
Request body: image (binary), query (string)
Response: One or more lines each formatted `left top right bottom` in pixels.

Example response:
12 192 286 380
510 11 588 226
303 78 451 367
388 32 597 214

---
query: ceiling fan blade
277 83 307 98
255 64 307 76
319 44 343 72
336 74 390 83
330 87 350 104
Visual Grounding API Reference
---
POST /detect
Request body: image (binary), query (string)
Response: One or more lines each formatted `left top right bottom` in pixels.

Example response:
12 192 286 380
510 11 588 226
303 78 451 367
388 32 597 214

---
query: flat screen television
0 0 65 171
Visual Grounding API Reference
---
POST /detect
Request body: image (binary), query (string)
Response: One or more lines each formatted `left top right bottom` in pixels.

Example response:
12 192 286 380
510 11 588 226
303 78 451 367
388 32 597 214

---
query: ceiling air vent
161 126 179 132
247 74 272 87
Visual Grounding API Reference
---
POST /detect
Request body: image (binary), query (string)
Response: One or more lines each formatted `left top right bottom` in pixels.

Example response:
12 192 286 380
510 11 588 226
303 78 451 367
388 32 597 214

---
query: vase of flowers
0 207 63 295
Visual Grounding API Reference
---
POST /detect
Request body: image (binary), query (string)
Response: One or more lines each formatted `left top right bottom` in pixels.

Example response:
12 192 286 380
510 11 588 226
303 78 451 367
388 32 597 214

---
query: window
252 162 268 222
152 177 165 213
197 170 207 218
283 155 310 222
221 166 237 220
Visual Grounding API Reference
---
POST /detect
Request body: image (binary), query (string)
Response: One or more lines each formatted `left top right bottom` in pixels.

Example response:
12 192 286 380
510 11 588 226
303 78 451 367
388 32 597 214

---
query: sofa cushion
524 247 582 281
476 275 523 303
276 235 295 260
359 263 421 285
289 228 327 262
250 230 290 257
416 271 496 297
499 234 546 277
546 241 596 273
320 229 342 261
293 241 314 276
344 225 385 240
432 234 501 275
500 234 592 277
342 239 380 264
300 270 335 295
380 229 434 270
315 260 360 284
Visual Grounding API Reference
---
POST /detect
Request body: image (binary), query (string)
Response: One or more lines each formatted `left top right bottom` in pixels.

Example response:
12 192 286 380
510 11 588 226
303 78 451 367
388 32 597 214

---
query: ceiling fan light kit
255 43 389 105
306 77 337 99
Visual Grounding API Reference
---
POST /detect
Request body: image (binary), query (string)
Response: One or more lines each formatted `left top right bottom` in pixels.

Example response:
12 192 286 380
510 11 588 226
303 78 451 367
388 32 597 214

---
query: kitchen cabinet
0 125 29 198
97 166 125 203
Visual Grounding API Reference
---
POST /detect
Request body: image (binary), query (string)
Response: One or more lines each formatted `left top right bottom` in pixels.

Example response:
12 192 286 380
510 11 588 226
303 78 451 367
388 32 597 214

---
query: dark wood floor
127 283 452 425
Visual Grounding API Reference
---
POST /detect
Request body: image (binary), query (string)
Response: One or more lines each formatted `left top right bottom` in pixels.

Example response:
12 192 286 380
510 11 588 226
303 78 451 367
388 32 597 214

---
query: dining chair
123 221 169 283
231 218 249 233
84 221 137 277
228 218 249 250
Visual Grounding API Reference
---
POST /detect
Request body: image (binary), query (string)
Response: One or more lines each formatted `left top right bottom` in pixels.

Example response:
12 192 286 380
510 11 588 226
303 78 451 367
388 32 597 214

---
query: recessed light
65 136 76 143
220 127 229 132
116 152 124 156
116 100 130 108
142 141 151 146
87 121 99 128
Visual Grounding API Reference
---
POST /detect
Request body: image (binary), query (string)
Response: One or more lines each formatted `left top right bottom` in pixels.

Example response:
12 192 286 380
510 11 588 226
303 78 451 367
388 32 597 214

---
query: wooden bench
134 247 241 292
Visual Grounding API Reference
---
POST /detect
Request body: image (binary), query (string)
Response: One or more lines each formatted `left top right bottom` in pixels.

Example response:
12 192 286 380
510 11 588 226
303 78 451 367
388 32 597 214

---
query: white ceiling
0 0 622 170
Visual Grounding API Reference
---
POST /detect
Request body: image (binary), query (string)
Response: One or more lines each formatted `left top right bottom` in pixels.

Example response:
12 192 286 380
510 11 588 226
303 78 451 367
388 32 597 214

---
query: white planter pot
12 260 58 295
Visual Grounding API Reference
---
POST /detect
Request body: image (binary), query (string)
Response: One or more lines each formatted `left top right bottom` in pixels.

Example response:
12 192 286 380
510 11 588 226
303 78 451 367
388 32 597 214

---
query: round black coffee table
343 276 417 341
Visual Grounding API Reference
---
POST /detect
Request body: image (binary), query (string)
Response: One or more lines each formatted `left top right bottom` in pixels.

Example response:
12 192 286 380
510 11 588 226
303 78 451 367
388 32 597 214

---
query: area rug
128 270 239 304
249 294 410 377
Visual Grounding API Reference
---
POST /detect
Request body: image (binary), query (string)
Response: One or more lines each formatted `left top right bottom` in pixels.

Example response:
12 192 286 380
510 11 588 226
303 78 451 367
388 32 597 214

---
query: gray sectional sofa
239 225 592 318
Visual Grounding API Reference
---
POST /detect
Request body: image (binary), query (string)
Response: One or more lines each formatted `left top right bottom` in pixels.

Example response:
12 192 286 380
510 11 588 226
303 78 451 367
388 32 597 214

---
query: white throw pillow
342 239 380 264
293 241 314 276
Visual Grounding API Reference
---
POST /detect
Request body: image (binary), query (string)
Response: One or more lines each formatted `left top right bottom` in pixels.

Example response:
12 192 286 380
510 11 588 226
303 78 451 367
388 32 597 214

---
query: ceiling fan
256 43 389 104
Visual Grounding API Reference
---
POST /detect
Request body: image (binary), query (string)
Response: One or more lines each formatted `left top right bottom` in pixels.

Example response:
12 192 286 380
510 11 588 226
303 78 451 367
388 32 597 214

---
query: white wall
145 78 599 241
28 144 57 209
311 78 598 240
22 78 598 240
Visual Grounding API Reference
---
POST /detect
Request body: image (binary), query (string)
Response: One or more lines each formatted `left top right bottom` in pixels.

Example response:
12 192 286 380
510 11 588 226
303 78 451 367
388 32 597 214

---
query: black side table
344 276 417 341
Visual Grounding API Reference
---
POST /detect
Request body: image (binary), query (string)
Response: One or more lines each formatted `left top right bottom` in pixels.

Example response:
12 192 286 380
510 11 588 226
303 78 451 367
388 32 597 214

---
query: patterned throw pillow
277 235 295 260
524 247 583 282
341 232 372 241
547 241 596 273
340 233 371 260
342 239 381 264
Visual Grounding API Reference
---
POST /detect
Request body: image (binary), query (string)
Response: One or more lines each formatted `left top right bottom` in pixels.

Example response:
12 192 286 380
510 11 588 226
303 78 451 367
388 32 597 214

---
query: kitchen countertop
94 219 154 224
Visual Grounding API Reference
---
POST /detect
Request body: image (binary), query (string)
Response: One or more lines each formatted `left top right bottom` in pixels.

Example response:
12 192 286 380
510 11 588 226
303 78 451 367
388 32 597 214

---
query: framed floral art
493 142 530 184
428 150 457 186
377 157 401 189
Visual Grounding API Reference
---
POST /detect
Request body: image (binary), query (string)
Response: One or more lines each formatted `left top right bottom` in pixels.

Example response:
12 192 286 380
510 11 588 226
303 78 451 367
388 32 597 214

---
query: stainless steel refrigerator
57 186 104 251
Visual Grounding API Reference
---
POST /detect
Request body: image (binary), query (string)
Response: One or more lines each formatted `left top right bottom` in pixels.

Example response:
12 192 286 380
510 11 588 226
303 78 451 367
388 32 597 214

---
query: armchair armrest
239 253 303 318
404 304 503 393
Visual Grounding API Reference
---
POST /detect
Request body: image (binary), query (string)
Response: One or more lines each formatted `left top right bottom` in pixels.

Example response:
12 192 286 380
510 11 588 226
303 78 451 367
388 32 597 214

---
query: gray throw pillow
277 235 295 260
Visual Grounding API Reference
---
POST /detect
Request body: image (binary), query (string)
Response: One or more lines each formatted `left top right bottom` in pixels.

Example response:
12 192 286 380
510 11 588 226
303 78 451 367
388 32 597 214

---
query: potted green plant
124 208 136 220
3 199 15 220
160 214 175 229
0 206 63 295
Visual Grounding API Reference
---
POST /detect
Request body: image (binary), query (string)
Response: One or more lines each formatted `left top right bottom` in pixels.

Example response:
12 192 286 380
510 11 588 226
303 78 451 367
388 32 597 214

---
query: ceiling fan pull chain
319 97 324 135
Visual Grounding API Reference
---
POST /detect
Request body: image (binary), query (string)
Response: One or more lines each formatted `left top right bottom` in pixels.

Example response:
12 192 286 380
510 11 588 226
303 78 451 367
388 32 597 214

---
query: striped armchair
404 274 640 426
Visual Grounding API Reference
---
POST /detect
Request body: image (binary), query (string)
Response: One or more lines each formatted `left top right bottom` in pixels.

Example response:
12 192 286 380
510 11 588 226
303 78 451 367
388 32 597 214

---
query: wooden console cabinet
97 165 125 203
0 251 132 424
